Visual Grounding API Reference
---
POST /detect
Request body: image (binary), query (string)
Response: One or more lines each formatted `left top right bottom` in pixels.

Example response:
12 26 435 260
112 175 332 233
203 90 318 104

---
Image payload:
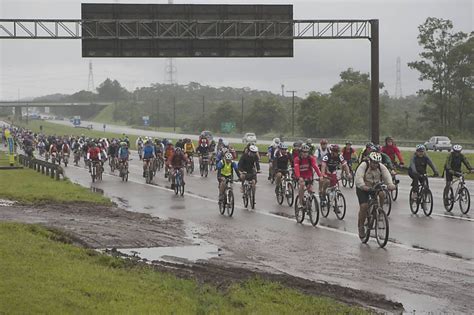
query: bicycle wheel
349 171 355 188
361 208 372 244
174 176 179 195
443 186 455 212
341 176 347 187
180 183 185 196
375 208 389 248
294 196 305 223
276 183 284 205
391 184 399 201
335 192 346 220
308 195 320 226
320 195 330 218
409 187 420 214
243 185 249 208
285 181 294 207
200 164 204 177
383 189 392 217
149 169 154 183
204 164 208 177
250 186 256 209
226 189 234 217
422 189 433 216
190 160 194 174
459 187 470 214
219 197 225 215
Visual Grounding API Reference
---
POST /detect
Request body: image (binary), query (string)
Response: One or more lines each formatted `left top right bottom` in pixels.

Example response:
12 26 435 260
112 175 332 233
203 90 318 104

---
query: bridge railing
17 154 64 180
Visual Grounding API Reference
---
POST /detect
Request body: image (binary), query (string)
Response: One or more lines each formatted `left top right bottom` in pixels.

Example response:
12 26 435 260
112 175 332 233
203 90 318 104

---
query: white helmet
368 152 382 163
273 138 280 144
249 145 258 153
452 144 462 152
224 152 233 160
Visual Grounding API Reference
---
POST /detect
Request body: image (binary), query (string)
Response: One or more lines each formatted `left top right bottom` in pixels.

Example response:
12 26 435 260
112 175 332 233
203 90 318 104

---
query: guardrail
17 154 64 180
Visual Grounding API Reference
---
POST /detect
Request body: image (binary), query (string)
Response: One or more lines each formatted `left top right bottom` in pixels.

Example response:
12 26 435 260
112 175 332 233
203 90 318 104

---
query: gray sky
0 0 472 100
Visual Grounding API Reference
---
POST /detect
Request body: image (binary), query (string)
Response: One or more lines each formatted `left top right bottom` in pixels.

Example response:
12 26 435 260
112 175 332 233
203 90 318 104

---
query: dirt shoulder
0 202 403 313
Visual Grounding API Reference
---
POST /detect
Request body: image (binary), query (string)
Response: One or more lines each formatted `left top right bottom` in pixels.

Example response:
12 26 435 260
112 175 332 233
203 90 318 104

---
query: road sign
73 115 81 126
221 122 235 133
143 116 150 126
81 4 293 58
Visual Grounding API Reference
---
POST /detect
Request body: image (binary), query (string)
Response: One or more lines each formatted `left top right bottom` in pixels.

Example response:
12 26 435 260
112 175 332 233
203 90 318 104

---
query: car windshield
247 133 255 137
438 137 450 141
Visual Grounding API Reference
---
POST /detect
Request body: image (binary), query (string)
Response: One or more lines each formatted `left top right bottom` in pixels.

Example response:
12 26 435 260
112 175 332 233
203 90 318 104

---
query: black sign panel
81 4 293 58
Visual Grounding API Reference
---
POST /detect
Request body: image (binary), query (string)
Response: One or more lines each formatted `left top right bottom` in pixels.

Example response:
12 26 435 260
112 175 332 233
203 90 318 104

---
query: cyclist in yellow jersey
217 152 240 203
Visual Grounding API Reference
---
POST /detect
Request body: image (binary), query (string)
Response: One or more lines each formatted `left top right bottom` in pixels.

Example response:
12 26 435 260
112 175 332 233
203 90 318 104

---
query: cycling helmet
320 139 328 145
452 144 462 152
120 142 127 146
306 138 312 144
330 144 340 152
280 143 288 150
175 147 183 153
301 144 310 152
371 144 381 153
415 144 426 152
223 140 229 147
224 152 233 160
293 140 303 148
366 142 374 148
273 138 280 144
368 152 382 163
249 145 258 153
345 141 352 145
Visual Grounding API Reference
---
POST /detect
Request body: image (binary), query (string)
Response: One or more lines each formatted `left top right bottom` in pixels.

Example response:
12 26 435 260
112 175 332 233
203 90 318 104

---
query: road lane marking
432 213 473 222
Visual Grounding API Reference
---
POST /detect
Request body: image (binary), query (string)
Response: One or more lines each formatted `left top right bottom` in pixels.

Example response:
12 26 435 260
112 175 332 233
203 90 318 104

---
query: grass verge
0 152 110 204
0 222 367 314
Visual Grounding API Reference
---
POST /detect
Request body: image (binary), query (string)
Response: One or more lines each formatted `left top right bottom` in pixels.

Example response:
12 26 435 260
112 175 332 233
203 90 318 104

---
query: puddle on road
0 199 15 207
90 187 104 195
117 244 221 264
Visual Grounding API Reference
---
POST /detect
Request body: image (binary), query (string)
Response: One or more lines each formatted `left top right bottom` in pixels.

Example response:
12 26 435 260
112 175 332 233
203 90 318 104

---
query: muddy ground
0 202 403 313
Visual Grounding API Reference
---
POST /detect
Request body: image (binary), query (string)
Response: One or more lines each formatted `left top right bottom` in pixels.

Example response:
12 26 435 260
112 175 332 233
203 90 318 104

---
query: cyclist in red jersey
342 141 356 167
294 144 322 209
381 136 404 167
87 142 101 173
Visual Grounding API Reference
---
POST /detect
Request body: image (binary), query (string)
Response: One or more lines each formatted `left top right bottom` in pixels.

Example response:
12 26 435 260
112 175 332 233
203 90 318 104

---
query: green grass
0 222 367 314
0 153 111 204
92 104 128 126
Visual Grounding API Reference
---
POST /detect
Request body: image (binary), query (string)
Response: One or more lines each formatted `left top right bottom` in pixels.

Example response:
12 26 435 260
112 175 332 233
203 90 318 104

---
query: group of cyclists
2 124 472 245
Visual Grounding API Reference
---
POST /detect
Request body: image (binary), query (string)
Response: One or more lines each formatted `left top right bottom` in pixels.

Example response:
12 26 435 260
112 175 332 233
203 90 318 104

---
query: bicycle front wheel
285 181 294 207
276 183 284 205
443 186 455 212
422 189 433 216
375 208 389 248
243 186 249 208
335 192 346 220
294 196 305 223
459 187 470 214
226 189 234 217
409 187 419 214
308 196 320 226
361 209 371 244
391 184 399 201
383 189 392 217
349 171 355 188
341 176 347 187
250 186 256 209
320 195 329 218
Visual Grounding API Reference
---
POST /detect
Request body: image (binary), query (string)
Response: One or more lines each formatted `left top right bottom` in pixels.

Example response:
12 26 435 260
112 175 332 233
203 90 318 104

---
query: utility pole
281 84 285 97
173 96 176 132
202 95 205 130
155 98 159 131
286 90 296 137
241 96 244 134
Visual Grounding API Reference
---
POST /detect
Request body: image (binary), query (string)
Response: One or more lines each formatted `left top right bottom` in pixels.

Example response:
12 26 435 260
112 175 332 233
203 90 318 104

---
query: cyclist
238 145 261 194
408 145 439 194
168 147 187 189
315 139 329 168
164 142 174 178
117 141 130 172
86 142 101 173
355 152 395 238
136 136 144 160
291 140 304 163
382 136 405 167
294 144 322 210
175 139 185 150
108 140 119 168
320 144 351 208
358 142 374 163
267 138 280 180
306 138 316 156
197 142 210 169
342 141 357 169
154 139 165 165
217 152 240 204
184 138 195 166
142 139 156 177
444 145 472 189
274 143 292 194
372 145 394 172
60 139 70 164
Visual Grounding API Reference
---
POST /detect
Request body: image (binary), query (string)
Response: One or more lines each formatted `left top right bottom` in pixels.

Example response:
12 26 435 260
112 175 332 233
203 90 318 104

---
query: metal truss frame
0 19 371 40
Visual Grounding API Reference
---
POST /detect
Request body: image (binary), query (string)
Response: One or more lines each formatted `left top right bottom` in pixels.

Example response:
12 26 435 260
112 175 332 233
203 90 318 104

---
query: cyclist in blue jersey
142 139 156 177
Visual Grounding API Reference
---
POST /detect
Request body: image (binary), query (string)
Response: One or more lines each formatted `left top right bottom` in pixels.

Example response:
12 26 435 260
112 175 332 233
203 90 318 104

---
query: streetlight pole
173 96 176 132
286 90 296 137
202 95 205 130
241 96 244 134
155 98 159 131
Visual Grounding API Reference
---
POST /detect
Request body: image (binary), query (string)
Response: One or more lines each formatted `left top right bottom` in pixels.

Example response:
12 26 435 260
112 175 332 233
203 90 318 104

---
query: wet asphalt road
55 150 474 313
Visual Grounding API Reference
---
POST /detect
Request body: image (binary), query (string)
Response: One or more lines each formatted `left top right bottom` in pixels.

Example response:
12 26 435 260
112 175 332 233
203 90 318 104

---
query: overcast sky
0 0 472 100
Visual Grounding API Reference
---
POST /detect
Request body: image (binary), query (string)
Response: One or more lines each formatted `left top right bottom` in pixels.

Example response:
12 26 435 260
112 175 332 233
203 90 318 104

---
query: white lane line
432 213 474 222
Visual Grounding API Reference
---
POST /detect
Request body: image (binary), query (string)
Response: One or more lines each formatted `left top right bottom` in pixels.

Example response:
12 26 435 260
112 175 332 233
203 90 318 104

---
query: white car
424 136 452 152
242 132 257 144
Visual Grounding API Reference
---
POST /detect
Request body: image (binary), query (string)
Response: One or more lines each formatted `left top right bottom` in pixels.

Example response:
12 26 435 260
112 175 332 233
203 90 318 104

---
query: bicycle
275 168 294 207
294 179 320 226
118 160 129 182
409 174 434 216
144 159 154 184
360 183 390 248
219 178 235 217
320 177 346 220
73 151 81 166
209 153 216 171
443 172 470 214
90 160 102 182
173 168 185 196
241 172 256 210
341 160 355 188
62 152 69 167
200 154 209 177
156 153 164 172
186 155 194 174
109 156 117 172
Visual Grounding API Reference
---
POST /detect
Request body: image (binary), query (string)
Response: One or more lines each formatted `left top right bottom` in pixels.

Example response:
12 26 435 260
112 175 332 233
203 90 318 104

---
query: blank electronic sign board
81 4 293 57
